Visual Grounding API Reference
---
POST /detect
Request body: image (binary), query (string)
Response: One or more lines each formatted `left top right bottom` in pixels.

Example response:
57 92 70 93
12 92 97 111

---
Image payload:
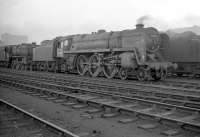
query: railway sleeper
2 76 200 132
3 73 200 106
0 99 80 137
2 73 200 101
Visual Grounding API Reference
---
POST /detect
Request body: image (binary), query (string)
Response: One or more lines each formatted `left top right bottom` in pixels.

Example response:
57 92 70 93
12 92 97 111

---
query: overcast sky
1 0 200 43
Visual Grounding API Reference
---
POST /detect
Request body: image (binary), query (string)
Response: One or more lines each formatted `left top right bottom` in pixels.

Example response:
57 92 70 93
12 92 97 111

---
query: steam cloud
136 15 170 30
137 15 152 24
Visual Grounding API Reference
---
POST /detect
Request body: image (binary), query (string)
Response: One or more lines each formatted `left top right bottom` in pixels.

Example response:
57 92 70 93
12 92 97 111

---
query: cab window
57 41 64 49
64 40 68 46
56 41 61 49
57 44 61 49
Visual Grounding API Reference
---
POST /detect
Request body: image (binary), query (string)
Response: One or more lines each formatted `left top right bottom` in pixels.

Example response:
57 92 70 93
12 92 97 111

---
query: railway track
1 69 200 109
0 99 79 137
1 71 200 134
1 68 200 92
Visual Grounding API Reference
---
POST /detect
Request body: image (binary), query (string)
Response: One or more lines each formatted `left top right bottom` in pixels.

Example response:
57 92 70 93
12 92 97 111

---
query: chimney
136 24 144 29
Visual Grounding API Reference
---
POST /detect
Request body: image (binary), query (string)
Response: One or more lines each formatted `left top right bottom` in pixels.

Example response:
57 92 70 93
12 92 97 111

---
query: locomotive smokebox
136 24 144 29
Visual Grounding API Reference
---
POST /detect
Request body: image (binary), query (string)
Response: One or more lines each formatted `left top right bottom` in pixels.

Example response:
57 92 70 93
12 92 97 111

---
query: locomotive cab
54 37 72 58
56 40 65 58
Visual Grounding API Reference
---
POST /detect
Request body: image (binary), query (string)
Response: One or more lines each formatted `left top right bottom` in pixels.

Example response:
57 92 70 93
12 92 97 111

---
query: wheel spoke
136 67 148 81
103 63 117 79
77 55 88 76
89 55 101 77
118 67 128 80
151 69 162 81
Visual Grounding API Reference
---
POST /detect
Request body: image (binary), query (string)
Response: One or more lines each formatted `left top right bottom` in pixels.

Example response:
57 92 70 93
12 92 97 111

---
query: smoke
137 14 200 31
137 15 152 24
136 15 170 30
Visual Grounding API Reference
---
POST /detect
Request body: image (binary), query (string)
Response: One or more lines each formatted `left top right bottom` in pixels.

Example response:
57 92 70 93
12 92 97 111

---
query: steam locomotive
0 24 176 81
0 43 38 70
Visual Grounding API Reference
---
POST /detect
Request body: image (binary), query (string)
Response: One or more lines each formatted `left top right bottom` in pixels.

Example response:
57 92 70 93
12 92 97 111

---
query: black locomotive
0 24 176 81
